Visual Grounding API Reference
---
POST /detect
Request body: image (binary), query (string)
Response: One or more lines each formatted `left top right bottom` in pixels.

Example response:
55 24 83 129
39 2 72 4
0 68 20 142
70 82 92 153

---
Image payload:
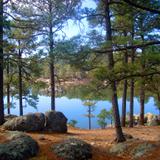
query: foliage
97 108 113 129
68 119 78 128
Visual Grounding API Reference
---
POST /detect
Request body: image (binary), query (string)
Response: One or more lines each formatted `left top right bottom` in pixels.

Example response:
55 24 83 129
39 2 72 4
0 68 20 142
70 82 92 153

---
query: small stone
90 142 95 146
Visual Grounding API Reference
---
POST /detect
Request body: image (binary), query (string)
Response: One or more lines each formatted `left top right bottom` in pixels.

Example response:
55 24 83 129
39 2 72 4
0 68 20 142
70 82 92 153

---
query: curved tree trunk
0 0 4 125
104 0 125 142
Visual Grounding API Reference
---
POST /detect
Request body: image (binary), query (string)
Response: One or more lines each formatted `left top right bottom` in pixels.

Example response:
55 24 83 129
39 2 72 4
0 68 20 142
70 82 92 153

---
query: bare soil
1 126 160 160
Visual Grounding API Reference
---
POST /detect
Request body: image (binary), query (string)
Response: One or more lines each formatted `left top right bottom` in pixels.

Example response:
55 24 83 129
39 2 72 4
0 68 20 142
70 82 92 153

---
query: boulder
109 140 157 159
131 142 156 159
109 142 129 155
145 113 154 122
52 138 92 160
3 113 45 131
148 118 159 126
44 111 67 133
0 131 39 160
4 115 17 122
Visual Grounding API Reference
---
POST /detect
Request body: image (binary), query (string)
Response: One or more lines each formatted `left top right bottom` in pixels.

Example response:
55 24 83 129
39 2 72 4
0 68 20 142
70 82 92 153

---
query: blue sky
61 0 96 38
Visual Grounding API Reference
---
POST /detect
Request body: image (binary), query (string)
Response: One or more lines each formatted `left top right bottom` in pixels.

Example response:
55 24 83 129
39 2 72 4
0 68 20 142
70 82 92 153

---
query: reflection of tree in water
4 84 40 115
25 82 160 118
15 88 39 111
58 84 113 101
4 96 16 110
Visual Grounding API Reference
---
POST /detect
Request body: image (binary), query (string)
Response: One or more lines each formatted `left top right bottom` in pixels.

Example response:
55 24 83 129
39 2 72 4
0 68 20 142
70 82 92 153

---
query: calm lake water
4 95 159 129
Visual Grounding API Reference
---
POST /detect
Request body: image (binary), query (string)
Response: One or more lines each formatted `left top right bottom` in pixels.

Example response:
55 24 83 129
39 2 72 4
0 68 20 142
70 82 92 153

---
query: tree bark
139 84 145 125
18 40 23 116
50 59 55 110
88 106 91 130
7 56 10 114
129 48 135 127
139 45 145 125
49 2 55 110
0 0 4 125
104 0 125 142
121 50 128 127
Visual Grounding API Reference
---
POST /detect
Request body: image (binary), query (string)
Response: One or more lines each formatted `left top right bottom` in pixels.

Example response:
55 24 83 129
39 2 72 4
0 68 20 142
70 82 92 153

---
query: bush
97 108 113 129
68 119 78 127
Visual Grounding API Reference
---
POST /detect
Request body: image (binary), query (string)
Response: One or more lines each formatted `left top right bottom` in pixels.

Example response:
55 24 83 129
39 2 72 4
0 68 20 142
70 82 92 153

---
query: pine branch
95 41 160 53
3 0 10 5
123 0 160 14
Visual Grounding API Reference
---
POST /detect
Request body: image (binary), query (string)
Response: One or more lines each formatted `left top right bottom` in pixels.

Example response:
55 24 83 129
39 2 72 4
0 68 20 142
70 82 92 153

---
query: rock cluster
3 111 67 133
133 113 160 126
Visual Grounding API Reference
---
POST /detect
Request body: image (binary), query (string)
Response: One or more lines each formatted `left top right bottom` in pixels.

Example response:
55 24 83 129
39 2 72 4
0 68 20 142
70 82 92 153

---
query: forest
0 0 160 160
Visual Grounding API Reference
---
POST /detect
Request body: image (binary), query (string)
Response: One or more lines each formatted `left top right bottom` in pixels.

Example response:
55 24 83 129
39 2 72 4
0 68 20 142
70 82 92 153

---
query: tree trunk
121 50 128 127
49 2 55 110
18 40 23 116
139 84 145 125
50 60 55 110
139 46 145 125
129 48 135 128
105 0 125 142
7 56 10 115
88 106 91 130
111 118 112 126
0 0 4 125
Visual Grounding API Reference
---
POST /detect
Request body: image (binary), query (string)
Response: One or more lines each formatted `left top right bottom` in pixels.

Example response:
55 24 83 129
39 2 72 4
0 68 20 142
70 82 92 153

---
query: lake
4 95 159 129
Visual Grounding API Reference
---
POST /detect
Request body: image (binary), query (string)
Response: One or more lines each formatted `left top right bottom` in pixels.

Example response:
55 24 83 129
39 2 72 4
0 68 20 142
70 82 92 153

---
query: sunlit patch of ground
1 126 160 160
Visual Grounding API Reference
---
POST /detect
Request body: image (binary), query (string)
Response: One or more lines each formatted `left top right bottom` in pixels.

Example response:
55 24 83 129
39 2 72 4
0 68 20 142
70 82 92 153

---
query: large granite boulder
3 113 45 131
145 113 154 122
109 140 157 159
131 142 157 159
3 111 68 133
52 138 92 160
4 114 18 122
148 118 159 126
44 111 67 133
0 131 39 160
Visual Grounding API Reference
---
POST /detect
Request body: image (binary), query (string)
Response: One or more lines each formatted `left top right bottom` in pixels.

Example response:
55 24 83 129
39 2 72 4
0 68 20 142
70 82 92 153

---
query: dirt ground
1 126 160 160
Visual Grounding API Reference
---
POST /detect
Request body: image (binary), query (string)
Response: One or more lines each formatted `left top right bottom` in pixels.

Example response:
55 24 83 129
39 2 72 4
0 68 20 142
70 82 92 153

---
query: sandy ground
1 126 160 160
